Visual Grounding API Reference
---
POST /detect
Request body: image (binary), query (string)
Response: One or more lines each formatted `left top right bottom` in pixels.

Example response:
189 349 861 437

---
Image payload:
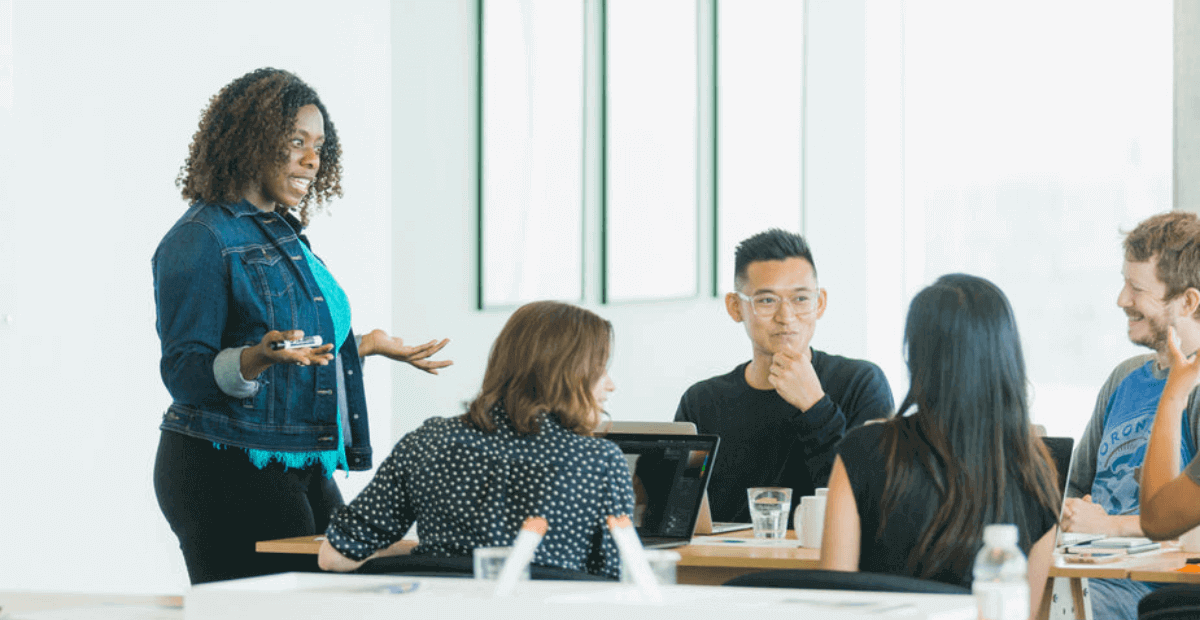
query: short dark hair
176 67 343 227
1124 211 1200 310
733 228 816 289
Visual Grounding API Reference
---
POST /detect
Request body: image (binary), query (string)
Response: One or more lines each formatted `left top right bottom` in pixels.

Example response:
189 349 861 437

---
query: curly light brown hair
1125 211 1200 314
176 68 343 226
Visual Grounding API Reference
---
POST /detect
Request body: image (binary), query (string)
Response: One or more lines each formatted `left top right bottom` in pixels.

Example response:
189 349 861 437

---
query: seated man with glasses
675 228 894 523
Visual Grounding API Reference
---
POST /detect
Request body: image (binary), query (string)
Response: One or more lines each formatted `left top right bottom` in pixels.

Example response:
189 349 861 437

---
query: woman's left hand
359 329 453 374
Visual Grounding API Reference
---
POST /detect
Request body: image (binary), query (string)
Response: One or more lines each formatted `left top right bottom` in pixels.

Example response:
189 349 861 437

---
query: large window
479 0 585 309
603 0 698 303
898 0 1172 435
715 0 804 294
479 0 809 307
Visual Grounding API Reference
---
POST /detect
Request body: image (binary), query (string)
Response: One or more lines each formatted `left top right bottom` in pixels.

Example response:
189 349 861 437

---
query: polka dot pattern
326 404 635 578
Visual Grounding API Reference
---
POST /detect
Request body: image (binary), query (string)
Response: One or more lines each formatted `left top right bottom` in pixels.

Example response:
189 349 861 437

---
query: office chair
1138 585 1200 620
723 569 971 594
356 555 612 581
1041 436 1074 493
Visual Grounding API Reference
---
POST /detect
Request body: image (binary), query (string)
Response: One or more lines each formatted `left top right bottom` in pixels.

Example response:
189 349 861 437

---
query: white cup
815 487 829 497
1180 525 1200 552
800 495 827 548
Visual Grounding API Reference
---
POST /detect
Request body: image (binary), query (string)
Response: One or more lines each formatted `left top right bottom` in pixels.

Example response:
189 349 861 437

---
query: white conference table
185 572 977 620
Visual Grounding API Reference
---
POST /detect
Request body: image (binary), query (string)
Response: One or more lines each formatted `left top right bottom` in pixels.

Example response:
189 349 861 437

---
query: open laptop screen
1042 436 1103 548
605 433 719 541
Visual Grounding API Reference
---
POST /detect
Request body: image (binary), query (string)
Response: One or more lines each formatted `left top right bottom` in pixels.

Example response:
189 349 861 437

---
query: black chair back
1139 584 1200 619
357 555 612 581
356 555 474 577
723 569 970 595
1041 436 1074 494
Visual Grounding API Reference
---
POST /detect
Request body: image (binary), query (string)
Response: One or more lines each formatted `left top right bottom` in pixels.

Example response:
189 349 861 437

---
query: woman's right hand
239 330 335 381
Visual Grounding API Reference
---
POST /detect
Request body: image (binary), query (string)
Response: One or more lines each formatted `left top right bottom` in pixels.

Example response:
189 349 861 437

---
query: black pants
154 429 344 584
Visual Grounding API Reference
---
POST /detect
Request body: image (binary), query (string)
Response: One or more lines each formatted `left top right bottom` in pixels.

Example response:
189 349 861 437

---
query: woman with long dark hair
317 301 635 578
820 274 1060 616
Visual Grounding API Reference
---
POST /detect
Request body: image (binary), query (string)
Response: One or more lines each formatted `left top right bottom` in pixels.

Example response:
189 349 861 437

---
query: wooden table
1048 545 1198 581
1041 545 1200 619
257 529 820 586
673 531 820 585
1125 548 1200 583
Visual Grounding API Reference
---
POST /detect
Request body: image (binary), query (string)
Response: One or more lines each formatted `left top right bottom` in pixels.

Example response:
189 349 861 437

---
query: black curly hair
176 68 343 227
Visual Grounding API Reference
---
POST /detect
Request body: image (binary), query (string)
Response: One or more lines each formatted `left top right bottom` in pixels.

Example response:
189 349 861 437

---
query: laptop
608 421 698 435
1047 436 1106 548
606 421 751 535
605 432 721 548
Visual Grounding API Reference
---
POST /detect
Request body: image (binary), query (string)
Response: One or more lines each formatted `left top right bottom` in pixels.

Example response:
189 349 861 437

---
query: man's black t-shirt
674 349 893 523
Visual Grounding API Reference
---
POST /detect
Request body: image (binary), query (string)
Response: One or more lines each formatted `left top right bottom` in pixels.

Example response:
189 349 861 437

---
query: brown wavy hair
1125 211 1200 316
176 68 343 227
464 301 612 436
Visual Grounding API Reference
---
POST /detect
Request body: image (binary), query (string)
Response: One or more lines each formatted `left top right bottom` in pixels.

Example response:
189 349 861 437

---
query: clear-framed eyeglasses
735 291 820 317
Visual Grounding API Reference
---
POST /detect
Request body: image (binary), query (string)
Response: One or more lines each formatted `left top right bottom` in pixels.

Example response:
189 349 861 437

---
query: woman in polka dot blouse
318 301 636 578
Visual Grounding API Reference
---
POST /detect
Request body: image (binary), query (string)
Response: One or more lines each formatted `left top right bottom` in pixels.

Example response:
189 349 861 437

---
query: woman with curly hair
152 68 451 585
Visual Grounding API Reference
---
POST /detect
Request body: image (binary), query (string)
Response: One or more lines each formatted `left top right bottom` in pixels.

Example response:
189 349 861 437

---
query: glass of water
746 487 792 539
473 546 528 580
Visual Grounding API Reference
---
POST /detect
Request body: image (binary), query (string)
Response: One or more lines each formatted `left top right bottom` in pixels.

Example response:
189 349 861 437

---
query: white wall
0 0 392 594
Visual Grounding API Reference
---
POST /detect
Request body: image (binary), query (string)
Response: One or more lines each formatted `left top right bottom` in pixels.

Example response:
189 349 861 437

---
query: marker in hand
270 335 323 350
494 516 548 597
607 514 662 602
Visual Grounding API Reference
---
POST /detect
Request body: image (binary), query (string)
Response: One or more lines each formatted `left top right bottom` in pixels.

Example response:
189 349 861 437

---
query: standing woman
819 274 1060 618
153 68 450 585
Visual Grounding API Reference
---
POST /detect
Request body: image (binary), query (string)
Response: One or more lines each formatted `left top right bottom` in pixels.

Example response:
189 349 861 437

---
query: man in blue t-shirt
1064 211 1200 620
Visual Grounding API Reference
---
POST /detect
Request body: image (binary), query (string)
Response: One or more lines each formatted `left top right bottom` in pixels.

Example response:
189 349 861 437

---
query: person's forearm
317 539 367 572
212 346 261 398
1143 391 1187 504
1110 514 1145 537
239 342 274 380
793 398 846 487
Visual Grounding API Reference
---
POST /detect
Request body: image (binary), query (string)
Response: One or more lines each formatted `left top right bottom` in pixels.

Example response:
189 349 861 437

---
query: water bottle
972 524 1028 620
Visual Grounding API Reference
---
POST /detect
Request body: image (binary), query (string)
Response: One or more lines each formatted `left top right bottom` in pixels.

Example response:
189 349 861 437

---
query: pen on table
607 514 663 602
494 516 548 597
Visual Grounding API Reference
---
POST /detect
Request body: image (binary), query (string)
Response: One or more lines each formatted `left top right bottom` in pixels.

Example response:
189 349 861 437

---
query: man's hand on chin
768 345 825 411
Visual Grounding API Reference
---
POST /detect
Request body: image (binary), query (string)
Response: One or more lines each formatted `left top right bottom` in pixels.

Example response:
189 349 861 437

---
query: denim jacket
153 200 372 470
